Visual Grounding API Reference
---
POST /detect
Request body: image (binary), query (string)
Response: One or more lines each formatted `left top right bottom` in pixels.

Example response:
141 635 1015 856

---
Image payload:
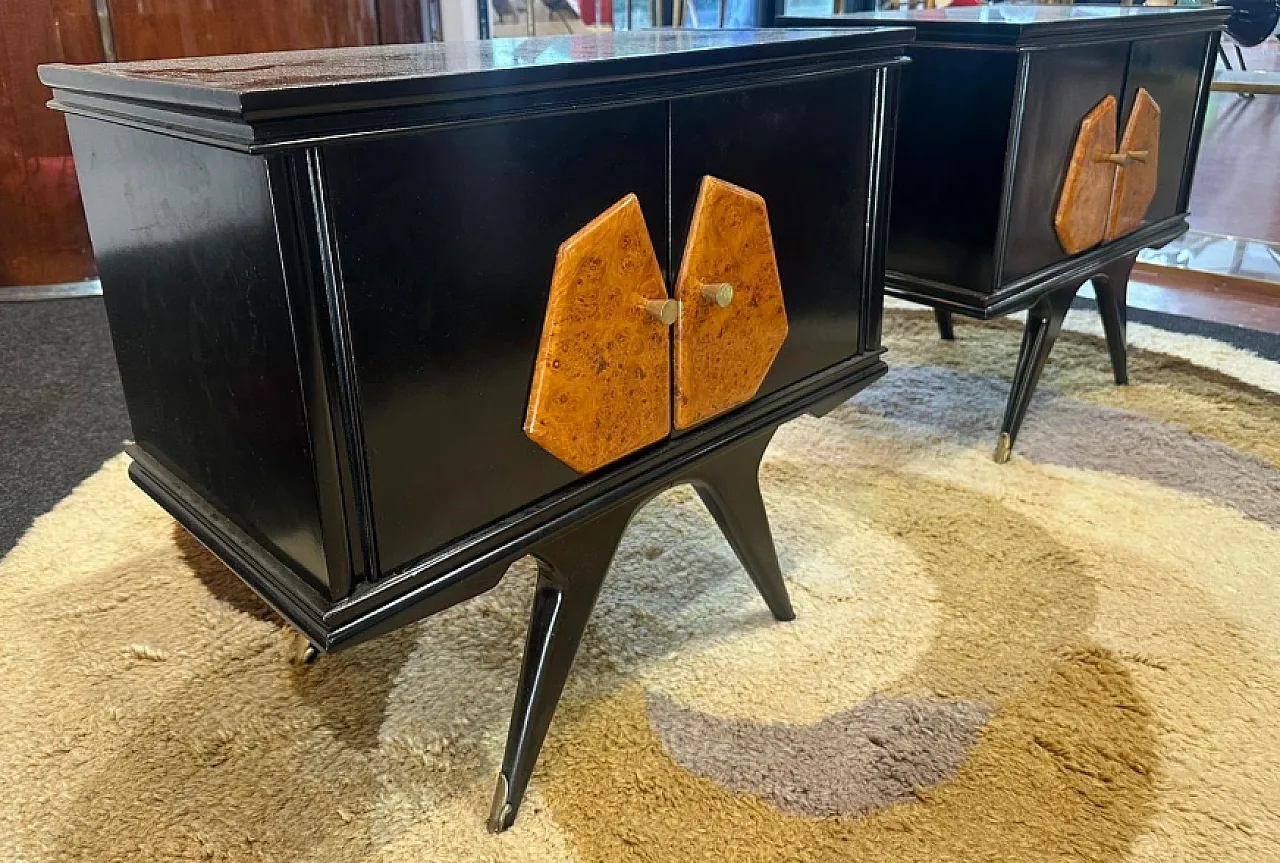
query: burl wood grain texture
673 176 789 430
524 195 672 474
1054 95 1119 256
1106 88 1161 242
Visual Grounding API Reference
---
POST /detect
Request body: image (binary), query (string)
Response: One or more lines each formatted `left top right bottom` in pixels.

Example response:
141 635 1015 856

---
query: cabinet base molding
486 427 791 831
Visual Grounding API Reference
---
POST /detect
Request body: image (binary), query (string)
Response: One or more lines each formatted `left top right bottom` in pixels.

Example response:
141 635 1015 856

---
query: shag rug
2 305 1278 862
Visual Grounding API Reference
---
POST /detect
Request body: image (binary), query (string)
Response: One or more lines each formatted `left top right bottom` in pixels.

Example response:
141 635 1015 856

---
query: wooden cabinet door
324 104 669 573
1054 95 1119 255
1118 33 1212 224
1106 88 1162 241
1053 87 1162 252
669 72 876 423
1003 42 1129 280
671 176 788 430
525 194 673 474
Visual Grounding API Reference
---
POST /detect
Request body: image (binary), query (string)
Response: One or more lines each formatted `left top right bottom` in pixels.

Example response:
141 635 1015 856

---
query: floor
0 297 130 557
1136 39 1280 287
1085 267 1280 336
1186 39 1280 246
1140 229 1280 285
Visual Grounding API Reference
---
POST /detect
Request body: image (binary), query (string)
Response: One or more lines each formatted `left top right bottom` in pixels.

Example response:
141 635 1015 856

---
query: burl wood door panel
670 71 875 403
1106 88 1161 241
525 195 672 472
1054 95 1118 255
672 177 788 430
325 104 668 573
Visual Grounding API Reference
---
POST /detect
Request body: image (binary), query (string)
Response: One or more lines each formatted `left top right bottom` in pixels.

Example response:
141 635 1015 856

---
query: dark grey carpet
0 298 130 557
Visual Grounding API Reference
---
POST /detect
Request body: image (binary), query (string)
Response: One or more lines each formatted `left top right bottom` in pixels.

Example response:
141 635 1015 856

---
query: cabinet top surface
779 4 1228 46
40 29 910 119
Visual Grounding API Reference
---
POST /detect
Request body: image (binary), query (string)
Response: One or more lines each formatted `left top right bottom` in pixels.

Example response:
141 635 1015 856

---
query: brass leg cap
993 433 1013 464
286 631 321 666
487 773 513 834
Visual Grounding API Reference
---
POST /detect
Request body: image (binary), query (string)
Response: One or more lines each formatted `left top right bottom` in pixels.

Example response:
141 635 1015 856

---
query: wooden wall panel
0 0 103 286
376 0 426 43
3 0 422 289
106 0 381 61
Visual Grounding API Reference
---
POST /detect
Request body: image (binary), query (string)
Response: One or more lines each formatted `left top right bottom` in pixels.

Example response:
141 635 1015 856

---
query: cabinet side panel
67 116 331 593
884 46 1018 295
1120 32 1213 224
1001 42 1129 286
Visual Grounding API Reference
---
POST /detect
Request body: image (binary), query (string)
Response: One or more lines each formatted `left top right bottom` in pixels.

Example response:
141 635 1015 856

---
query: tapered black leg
934 308 956 341
488 503 635 833
1092 254 1136 386
691 430 795 622
995 284 1080 463
488 430 797 832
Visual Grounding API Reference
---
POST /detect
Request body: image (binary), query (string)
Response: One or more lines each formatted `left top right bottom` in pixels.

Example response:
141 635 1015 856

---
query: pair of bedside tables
40 7 1226 830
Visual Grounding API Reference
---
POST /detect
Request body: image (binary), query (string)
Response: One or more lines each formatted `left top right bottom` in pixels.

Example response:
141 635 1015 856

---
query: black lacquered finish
68 121 339 596
43 29 908 830
778 5 1228 459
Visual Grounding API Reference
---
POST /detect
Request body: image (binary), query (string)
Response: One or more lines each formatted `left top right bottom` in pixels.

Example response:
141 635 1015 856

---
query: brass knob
643 298 679 325
700 282 734 308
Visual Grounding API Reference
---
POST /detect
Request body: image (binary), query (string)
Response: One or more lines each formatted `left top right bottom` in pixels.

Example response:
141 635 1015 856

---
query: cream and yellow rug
2 307 1278 861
